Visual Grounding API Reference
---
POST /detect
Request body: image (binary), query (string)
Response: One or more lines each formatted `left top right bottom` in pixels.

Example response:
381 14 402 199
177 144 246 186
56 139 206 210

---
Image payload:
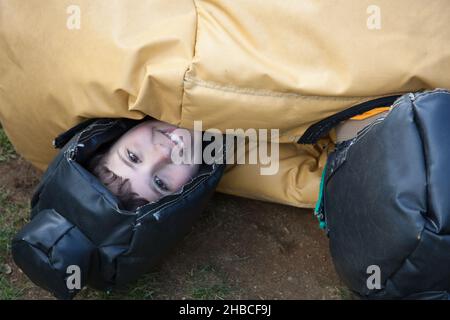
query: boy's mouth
157 128 185 149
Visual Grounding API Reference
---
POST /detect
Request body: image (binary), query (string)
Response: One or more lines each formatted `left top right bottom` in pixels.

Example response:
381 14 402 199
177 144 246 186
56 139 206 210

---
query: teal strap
314 164 327 230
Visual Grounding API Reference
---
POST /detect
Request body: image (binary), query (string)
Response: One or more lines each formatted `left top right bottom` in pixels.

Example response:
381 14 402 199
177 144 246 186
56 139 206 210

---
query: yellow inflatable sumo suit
1 0 450 208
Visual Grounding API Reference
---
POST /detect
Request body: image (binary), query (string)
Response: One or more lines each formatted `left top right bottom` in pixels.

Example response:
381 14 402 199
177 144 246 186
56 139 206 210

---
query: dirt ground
0 137 352 300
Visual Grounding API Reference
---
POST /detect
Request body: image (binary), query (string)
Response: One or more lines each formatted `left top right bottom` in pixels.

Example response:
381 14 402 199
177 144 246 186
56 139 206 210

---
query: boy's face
104 119 200 203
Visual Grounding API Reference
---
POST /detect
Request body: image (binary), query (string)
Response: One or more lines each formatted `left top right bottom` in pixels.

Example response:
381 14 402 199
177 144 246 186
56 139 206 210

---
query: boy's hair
87 150 149 211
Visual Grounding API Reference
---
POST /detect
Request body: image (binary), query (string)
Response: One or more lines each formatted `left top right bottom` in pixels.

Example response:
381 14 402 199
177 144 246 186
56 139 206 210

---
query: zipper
53 118 100 149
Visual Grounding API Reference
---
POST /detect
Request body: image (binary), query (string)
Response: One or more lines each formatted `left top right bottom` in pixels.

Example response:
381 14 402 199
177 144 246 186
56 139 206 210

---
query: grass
78 264 235 300
0 129 29 299
0 276 24 300
78 272 164 300
0 190 28 264
0 128 17 163
0 188 29 300
188 264 233 300
337 286 358 300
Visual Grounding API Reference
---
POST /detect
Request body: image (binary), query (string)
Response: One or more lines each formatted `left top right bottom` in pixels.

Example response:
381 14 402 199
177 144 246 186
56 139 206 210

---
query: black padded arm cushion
322 89 450 299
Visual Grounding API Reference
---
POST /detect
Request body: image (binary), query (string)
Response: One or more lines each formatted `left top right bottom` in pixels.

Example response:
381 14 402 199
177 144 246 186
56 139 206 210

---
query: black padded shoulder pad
323 89 450 299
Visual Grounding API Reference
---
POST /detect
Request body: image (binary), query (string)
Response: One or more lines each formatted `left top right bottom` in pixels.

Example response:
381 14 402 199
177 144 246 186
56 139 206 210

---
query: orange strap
350 107 391 120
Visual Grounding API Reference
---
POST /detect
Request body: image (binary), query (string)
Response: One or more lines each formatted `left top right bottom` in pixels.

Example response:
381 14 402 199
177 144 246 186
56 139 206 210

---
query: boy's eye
154 176 169 192
126 149 140 163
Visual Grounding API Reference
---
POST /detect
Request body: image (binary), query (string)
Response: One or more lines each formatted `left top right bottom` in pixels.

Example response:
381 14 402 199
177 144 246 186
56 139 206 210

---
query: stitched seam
136 173 211 222
180 0 201 124
191 0 200 66
78 121 117 144
67 121 117 160
185 75 410 100
411 97 435 230
371 225 426 298
373 96 428 298
74 120 117 158
414 88 450 103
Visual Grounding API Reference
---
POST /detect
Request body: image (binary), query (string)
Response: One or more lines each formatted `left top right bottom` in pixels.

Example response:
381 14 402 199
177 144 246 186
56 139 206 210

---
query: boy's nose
152 143 172 165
